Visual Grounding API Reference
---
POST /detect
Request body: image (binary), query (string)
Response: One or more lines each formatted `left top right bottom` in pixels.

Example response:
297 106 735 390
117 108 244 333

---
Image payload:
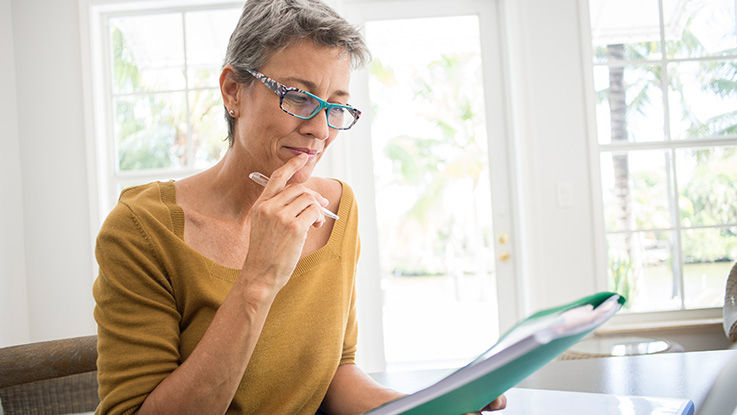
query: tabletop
370 349 737 409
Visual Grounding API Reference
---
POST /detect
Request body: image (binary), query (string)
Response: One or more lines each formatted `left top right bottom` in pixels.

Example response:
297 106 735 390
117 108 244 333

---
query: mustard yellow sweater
93 181 359 415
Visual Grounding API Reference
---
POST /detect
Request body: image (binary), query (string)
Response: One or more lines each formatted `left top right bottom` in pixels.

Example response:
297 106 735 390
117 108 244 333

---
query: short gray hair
222 0 371 146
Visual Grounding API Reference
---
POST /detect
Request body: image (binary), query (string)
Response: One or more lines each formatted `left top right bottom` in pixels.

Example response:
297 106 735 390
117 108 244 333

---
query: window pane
663 0 737 59
110 14 185 93
594 64 665 144
683 227 737 308
677 146 737 227
608 231 680 312
668 61 737 139
189 89 228 168
185 8 241 88
188 66 222 90
589 0 662 63
114 92 187 171
366 15 499 370
600 150 672 232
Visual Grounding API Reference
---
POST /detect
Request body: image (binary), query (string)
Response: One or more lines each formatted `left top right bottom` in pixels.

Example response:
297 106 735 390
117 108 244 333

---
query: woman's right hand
239 153 329 298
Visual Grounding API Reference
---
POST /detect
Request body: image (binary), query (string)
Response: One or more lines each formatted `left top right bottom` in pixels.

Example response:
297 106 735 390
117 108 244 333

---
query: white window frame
577 0 736 326
79 0 241 246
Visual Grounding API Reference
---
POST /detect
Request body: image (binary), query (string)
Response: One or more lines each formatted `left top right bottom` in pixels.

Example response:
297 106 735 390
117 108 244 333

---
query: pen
248 172 340 220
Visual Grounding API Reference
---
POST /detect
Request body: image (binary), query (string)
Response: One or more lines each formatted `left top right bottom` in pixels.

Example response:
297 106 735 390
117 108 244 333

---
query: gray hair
222 0 371 146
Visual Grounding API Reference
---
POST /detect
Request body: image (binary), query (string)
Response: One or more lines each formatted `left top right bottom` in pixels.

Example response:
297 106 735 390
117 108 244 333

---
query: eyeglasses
245 68 361 130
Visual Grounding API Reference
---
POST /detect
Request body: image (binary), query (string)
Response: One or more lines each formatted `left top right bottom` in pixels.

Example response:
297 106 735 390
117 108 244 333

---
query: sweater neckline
158 179 348 282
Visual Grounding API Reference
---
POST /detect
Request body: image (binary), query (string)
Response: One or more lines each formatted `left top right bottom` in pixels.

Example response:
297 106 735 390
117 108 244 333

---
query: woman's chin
288 166 315 184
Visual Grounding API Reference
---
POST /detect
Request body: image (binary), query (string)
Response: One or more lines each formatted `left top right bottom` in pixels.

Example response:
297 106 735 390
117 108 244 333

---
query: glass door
344 0 517 371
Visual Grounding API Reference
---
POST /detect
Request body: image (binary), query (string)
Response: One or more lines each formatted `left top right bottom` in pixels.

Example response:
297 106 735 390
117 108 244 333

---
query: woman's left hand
463 394 507 413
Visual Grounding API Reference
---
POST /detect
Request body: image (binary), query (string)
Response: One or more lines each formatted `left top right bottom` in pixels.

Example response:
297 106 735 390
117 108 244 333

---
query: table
370 349 737 410
565 336 679 357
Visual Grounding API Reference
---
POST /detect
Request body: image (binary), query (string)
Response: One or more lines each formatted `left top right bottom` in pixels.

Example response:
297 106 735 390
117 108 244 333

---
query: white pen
248 172 340 220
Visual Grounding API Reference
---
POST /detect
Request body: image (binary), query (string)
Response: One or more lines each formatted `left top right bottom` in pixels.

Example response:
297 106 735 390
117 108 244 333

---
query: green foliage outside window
609 255 634 310
371 53 490 276
112 27 181 171
111 25 226 172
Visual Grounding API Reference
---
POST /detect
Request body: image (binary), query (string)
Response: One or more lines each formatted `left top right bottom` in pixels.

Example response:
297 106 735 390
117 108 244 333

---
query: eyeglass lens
281 90 356 129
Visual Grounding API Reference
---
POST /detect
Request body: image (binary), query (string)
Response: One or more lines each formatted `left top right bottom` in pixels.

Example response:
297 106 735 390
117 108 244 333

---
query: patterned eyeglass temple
245 68 289 96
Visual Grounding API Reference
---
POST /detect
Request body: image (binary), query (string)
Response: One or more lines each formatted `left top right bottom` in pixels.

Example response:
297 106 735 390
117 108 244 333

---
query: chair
724 262 737 343
0 335 98 415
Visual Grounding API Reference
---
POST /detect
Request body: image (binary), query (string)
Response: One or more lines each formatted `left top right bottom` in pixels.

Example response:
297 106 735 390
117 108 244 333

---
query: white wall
5 0 96 345
0 0 30 347
504 0 599 313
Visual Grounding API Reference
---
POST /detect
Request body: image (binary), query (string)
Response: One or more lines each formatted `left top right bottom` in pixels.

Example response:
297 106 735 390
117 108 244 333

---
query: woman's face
232 39 353 184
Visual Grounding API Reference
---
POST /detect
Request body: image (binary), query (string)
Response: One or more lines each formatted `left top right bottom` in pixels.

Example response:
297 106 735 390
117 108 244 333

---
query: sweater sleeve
340 223 360 366
339 280 358 365
93 202 182 415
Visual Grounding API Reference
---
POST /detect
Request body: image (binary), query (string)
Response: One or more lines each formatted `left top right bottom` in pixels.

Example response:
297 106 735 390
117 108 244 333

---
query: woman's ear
220 65 241 116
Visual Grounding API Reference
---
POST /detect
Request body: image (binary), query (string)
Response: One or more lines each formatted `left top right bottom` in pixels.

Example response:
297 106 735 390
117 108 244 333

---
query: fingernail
321 196 329 205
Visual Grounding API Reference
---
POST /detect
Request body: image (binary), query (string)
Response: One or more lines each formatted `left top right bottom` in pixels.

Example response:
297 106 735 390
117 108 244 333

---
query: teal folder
365 292 626 415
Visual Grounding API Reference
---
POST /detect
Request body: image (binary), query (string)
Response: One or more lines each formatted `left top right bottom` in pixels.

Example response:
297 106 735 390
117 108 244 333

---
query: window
95 3 241 212
588 0 737 312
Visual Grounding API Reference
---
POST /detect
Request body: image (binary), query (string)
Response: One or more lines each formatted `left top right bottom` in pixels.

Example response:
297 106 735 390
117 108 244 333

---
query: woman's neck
177 148 263 225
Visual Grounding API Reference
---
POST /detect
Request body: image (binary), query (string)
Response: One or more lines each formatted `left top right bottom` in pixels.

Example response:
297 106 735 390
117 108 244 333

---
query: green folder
365 291 626 415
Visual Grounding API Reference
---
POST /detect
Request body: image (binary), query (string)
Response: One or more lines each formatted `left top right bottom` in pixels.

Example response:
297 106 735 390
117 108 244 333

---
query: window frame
81 0 242 240
578 0 737 323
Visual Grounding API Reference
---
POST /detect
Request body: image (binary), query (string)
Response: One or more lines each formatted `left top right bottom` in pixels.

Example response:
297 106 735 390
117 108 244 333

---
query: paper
498 388 694 415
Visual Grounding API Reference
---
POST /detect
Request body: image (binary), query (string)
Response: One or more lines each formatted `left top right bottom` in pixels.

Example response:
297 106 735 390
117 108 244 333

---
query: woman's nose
300 108 331 140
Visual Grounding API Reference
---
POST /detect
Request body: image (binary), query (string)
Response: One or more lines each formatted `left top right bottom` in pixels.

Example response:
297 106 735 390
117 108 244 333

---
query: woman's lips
285 146 320 160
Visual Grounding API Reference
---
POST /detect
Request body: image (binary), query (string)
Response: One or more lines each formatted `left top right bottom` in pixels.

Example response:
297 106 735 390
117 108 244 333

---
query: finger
273 192 325 223
312 210 326 228
290 194 326 228
481 394 507 411
265 183 329 209
261 153 309 198
294 203 325 230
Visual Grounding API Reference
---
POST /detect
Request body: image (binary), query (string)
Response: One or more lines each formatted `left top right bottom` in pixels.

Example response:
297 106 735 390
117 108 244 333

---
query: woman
93 0 506 414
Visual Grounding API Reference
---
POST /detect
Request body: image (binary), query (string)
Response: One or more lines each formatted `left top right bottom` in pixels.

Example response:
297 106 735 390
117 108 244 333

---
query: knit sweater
93 180 359 415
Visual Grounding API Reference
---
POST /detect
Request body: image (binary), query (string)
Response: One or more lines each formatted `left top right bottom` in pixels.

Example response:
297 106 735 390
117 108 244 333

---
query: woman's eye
284 93 310 105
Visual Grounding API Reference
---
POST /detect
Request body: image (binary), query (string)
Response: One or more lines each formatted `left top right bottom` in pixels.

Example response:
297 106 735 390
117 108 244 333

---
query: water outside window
365 16 500 371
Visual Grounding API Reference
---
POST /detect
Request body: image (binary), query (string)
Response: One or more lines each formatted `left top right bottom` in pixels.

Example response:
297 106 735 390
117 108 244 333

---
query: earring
229 109 236 116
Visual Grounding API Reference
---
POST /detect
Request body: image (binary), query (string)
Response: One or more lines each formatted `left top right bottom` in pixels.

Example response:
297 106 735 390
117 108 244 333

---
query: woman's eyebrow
283 76 350 98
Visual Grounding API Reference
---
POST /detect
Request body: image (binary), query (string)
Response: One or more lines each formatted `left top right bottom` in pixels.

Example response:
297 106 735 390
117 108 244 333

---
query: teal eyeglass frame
245 68 361 130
